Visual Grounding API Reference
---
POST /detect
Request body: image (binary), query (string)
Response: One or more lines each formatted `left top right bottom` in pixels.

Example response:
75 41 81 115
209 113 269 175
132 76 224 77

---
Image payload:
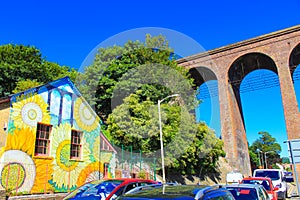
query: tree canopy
0 44 78 97
78 34 225 175
249 131 282 169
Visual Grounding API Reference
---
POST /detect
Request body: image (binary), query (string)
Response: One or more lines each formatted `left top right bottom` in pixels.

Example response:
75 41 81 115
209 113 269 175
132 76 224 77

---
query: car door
258 186 270 200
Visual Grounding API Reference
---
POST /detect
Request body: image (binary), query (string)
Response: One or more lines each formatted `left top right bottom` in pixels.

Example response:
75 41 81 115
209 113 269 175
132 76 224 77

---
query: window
70 130 83 159
104 162 109 178
35 123 52 156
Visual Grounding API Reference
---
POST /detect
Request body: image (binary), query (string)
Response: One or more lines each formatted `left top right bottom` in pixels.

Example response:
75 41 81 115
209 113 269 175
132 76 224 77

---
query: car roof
243 177 272 181
226 183 263 189
254 169 282 171
121 185 210 199
120 184 234 200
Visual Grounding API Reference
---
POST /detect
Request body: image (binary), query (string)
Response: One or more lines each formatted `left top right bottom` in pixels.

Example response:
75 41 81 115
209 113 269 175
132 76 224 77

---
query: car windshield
64 180 123 199
242 180 271 191
227 187 258 200
81 180 123 197
255 171 280 180
64 180 101 199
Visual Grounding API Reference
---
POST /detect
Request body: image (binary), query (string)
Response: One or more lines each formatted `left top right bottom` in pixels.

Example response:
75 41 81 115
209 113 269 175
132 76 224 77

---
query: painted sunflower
74 97 99 132
3 127 54 193
30 158 54 193
11 94 50 131
51 123 90 189
5 127 35 156
76 162 104 186
0 150 36 192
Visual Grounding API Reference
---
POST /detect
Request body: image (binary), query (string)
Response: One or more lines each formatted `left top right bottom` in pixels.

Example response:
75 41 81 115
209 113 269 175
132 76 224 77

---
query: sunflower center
1 162 25 190
28 109 37 120
56 141 78 171
83 107 92 120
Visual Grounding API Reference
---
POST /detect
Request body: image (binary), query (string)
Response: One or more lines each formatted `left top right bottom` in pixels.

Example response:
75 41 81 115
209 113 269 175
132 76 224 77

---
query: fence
112 144 158 181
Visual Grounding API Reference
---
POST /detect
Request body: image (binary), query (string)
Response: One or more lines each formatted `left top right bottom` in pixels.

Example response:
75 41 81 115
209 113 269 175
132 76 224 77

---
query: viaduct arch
178 25 300 175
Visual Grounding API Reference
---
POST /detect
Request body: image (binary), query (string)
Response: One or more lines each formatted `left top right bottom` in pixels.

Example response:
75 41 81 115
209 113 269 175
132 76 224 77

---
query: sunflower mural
0 127 53 193
75 133 115 186
0 77 117 194
50 123 91 191
74 97 99 132
11 94 50 131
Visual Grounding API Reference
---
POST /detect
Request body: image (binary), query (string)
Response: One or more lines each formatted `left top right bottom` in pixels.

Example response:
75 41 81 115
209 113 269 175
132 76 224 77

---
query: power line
198 70 300 99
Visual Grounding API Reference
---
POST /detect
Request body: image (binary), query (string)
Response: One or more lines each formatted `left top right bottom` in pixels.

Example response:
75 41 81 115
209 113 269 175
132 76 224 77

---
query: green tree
107 93 225 175
78 35 194 123
0 44 78 97
249 131 282 169
80 34 224 176
12 79 43 94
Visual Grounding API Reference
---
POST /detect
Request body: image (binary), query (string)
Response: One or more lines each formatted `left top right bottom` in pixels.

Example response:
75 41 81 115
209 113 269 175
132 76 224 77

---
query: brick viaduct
177 25 300 175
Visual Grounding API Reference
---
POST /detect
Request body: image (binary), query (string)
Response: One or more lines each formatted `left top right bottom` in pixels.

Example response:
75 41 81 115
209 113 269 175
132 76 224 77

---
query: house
0 76 116 194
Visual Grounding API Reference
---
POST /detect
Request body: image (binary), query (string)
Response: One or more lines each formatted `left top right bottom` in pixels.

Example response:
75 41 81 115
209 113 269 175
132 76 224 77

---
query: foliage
78 34 195 123
281 157 290 164
82 34 224 175
0 44 78 97
107 93 225 175
12 79 43 94
172 123 225 175
249 131 282 169
137 170 147 179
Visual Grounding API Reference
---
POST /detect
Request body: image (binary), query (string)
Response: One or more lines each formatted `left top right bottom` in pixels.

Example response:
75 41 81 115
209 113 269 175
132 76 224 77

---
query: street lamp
264 151 273 168
158 94 180 184
256 149 262 167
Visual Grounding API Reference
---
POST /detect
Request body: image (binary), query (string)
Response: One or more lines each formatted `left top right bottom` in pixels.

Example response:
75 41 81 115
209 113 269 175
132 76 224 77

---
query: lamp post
264 151 273 168
256 149 262 168
158 94 179 184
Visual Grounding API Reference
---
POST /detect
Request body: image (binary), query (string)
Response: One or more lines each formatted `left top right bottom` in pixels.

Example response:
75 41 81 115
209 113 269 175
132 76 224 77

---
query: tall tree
107 93 225 174
78 35 195 123
0 44 78 96
79 34 225 175
249 131 282 169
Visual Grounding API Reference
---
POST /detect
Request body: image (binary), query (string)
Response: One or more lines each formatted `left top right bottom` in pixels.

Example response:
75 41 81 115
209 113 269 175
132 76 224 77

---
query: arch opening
290 43 300 111
240 69 288 158
189 67 220 138
228 53 278 125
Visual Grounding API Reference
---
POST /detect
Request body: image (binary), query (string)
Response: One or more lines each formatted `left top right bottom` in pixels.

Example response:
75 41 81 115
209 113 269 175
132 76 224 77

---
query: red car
242 177 278 200
63 178 158 200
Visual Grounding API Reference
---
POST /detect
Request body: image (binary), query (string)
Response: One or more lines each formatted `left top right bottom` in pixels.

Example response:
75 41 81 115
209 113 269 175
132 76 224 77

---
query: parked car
284 171 294 182
225 183 270 200
253 169 287 199
118 184 235 200
226 171 243 184
242 177 278 200
63 178 158 200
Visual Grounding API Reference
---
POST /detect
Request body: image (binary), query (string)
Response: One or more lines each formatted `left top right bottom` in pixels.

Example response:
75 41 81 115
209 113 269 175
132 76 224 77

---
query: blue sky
1 0 300 157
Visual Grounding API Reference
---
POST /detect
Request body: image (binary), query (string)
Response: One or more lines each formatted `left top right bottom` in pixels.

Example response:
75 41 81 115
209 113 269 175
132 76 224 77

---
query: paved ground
288 182 300 199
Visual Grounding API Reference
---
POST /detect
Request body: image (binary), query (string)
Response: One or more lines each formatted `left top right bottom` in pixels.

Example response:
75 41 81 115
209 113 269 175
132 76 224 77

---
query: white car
253 169 287 200
226 171 243 184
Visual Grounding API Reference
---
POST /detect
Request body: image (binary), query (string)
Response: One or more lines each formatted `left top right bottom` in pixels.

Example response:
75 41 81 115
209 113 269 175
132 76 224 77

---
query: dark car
118 184 235 200
225 183 270 200
63 178 157 200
